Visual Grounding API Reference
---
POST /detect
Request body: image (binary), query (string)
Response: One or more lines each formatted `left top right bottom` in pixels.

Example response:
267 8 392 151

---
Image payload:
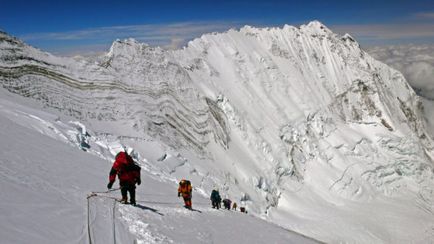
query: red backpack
113 152 141 184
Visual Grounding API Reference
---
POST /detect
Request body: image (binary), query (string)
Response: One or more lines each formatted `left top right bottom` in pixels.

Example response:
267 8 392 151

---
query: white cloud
18 21 248 56
367 44 434 99
414 12 434 19
331 23 434 42
19 20 434 60
49 44 109 57
21 21 244 48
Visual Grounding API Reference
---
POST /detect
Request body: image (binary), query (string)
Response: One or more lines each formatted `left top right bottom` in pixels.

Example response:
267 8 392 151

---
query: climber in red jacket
107 151 141 205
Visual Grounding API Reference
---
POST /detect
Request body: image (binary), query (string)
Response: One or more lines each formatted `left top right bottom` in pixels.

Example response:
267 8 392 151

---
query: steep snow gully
1 21 434 243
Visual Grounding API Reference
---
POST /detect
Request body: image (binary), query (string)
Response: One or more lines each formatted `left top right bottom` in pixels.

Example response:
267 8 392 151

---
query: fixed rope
86 189 212 243
87 188 120 244
87 190 324 244
87 195 92 244
112 199 117 244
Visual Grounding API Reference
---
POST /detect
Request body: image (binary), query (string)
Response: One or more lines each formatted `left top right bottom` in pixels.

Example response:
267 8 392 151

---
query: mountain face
1 22 434 242
367 44 434 144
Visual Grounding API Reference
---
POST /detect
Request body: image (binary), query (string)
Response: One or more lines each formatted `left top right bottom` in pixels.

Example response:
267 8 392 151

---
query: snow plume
2 21 434 243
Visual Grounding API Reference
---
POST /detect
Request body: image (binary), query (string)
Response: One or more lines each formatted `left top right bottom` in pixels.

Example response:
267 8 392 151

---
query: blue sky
1 0 433 55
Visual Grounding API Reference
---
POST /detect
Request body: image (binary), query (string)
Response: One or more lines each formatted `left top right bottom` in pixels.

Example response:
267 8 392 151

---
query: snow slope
1 21 434 243
368 44 434 100
367 44 434 140
0 91 318 244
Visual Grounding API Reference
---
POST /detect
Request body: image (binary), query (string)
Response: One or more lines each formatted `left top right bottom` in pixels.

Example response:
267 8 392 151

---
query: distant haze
368 44 434 99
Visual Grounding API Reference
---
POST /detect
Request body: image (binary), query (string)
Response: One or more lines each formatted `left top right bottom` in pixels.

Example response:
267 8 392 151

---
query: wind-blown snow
1 22 434 243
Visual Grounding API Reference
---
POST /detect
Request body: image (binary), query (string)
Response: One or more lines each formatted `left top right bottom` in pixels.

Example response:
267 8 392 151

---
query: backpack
125 153 141 173
180 179 191 186
179 179 192 194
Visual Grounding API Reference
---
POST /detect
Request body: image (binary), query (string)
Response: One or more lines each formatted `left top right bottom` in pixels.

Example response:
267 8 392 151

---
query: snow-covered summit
0 30 24 46
1 21 434 243
106 38 151 60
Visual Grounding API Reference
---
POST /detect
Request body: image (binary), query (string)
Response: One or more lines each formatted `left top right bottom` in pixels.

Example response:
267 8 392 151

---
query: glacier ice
1 21 434 242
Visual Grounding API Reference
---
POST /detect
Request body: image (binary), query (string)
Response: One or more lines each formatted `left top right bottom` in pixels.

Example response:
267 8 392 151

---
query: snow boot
120 197 128 204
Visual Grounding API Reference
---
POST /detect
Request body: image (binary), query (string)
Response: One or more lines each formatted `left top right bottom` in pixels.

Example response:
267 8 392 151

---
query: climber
107 151 141 205
222 198 232 210
232 202 237 211
210 189 222 209
178 179 193 209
